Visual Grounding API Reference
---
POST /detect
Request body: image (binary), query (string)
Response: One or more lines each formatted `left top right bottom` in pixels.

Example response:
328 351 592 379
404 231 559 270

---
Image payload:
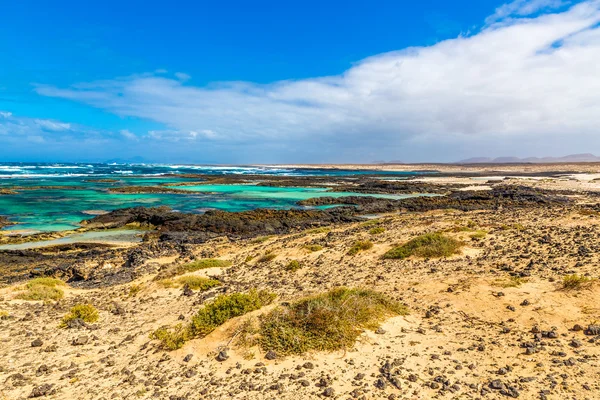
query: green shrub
179 259 231 273
25 278 65 288
60 304 99 328
257 253 277 263
256 288 407 355
151 290 276 350
369 227 385 235
347 240 373 256
383 233 461 259
16 278 66 301
562 274 595 290
190 290 276 337
303 244 323 252
470 230 487 240
285 260 302 272
160 276 221 291
361 219 381 227
150 324 191 350
306 227 330 234
250 236 273 244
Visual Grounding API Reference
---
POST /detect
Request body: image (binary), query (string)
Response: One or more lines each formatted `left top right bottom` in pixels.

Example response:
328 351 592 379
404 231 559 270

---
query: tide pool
0 163 435 233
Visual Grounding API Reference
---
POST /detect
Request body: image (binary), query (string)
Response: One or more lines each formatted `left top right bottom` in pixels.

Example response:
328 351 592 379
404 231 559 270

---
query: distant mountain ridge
458 153 600 164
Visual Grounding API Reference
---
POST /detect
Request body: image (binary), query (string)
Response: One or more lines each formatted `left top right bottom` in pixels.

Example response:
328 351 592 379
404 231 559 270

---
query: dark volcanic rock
298 186 570 213
83 206 361 242
0 215 13 228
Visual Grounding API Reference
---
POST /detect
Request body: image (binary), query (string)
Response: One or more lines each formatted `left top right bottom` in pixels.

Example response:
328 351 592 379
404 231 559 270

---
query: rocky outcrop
0 215 13 228
83 206 361 240
298 186 571 212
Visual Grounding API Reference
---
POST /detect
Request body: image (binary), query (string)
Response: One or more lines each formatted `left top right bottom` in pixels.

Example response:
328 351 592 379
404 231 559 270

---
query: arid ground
1 164 600 400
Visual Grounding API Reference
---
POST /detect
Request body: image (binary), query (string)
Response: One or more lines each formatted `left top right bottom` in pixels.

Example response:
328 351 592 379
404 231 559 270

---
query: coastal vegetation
303 244 323 252
347 240 373 255
159 276 221 290
151 290 276 350
243 288 407 355
369 227 385 235
179 259 231 273
562 274 595 290
60 304 99 328
284 260 302 272
383 233 462 259
257 252 277 263
15 278 66 301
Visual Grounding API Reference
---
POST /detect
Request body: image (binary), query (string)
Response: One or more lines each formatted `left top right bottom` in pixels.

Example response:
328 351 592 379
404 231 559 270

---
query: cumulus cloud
30 1 600 161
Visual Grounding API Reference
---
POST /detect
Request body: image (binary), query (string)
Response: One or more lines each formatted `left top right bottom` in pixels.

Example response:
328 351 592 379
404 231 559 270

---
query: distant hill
458 153 600 164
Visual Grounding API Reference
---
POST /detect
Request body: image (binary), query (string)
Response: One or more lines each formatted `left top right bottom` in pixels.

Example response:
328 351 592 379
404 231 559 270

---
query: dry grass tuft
151 290 276 350
562 274 595 291
15 278 66 301
60 304 99 328
179 259 231 273
347 240 373 256
159 276 221 291
251 288 407 356
383 233 462 259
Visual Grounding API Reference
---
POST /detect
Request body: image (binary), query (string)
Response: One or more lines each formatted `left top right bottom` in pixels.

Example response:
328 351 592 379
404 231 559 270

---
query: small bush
470 230 487 240
190 290 276 337
303 244 323 252
151 290 276 350
250 236 273 244
361 219 381 227
160 276 221 291
128 284 143 297
285 260 302 272
257 253 277 263
369 227 385 235
179 259 231 273
255 288 407 355
150 324 191 350
60 304 99 328
383 233 461 259
306 227 330 234
347 240 373 256
25 278 65 288
562 274 595 290
493 276 526 288
16 278 66 301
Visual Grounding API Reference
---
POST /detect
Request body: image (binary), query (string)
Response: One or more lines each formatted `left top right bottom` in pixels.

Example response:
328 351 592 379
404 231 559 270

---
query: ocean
0 163 429 232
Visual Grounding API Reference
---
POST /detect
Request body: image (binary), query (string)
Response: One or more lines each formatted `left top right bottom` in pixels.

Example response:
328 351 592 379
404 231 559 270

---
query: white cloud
0 111 13 118
174 72 191 81
34 119 71 131
120 129 137 140
486 0 570 23
32 1 600 160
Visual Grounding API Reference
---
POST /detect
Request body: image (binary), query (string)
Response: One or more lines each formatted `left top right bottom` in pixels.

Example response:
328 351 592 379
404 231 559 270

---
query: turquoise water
0 230 143 251
0 163 433 233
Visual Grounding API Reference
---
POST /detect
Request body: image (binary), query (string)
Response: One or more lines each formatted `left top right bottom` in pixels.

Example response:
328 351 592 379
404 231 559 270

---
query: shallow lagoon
0 163 433 232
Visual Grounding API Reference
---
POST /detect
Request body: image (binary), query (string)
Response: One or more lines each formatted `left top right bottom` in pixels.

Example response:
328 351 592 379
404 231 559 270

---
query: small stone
265 350 277 360
72 335 88 346
375 327 386 335
31 338 43 347
322 387 335 397
29 384 54 398
216 350 229 362
183 354 193 362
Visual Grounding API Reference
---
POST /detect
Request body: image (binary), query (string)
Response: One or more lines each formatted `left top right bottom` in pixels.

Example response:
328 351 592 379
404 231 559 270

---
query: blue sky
1 0 599 163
